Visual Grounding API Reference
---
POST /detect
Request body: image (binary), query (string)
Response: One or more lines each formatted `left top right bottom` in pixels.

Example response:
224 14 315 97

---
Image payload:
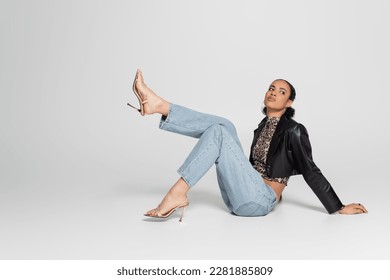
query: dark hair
262 79 296 118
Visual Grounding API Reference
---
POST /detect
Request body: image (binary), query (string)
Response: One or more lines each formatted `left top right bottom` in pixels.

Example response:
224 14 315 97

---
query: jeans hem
177 169 194 188
159 103 173 129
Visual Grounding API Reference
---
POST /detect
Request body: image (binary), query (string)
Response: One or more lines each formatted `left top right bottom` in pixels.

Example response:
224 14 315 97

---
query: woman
128 69 367 221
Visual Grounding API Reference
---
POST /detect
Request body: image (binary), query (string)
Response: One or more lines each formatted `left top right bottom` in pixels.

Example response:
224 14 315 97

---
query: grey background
1 0 389 259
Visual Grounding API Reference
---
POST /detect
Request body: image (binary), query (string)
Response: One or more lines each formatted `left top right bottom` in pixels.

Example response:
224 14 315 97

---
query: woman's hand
338 203 368 214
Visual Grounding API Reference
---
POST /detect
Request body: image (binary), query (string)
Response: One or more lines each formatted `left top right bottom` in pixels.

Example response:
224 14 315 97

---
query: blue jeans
159 104 277 217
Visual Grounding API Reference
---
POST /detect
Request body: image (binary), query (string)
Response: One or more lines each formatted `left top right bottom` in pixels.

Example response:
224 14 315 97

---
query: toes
136 70 141 83
138 69 144 82
135 70 145 87
145 207 160 217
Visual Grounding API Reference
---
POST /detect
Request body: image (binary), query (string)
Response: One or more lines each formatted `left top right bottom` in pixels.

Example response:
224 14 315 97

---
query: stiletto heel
127 70 148 116
144 200 189 222
179 205 187 222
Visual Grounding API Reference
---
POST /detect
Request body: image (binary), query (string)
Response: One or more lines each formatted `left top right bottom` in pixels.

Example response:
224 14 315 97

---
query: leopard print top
252 117 289 185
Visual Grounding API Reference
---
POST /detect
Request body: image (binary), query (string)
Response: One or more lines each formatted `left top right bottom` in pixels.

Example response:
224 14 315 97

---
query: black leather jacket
249 115 343 214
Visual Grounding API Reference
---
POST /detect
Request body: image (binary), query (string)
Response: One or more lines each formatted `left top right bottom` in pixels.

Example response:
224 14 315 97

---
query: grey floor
1 165 388 260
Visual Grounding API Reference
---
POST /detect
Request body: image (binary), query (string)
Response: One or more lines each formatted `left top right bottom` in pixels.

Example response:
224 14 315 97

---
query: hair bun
284 107 295 118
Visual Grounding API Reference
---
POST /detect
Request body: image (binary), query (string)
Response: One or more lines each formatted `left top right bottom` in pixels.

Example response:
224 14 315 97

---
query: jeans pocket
233 201 268 217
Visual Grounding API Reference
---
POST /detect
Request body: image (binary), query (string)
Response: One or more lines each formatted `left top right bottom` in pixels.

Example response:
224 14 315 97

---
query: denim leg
177 124 276 216
215 127 277 216
159 103 243 151
159 105 277 216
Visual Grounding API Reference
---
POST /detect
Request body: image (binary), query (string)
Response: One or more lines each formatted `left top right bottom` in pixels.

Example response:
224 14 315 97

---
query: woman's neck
266 108 285 118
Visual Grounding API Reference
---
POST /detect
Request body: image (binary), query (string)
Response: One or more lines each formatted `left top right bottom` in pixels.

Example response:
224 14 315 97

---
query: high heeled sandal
127 70 148 116
144 200 189 222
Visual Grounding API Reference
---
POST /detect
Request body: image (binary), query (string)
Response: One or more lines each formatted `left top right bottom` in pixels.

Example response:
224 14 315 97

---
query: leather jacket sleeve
290 124 344 214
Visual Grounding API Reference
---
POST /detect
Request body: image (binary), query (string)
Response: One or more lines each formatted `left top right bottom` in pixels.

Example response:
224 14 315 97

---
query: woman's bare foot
134 69 170 116
145 178 190 217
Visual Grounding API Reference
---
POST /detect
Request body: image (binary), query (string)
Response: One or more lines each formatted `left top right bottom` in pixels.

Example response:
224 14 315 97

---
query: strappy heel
127 69 148 116
144 200 189 222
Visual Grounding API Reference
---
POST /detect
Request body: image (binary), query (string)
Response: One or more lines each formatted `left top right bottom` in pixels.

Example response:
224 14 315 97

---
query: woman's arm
290 124 367 214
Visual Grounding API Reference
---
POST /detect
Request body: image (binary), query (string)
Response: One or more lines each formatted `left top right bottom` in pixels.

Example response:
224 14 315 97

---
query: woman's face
263 79 293 114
